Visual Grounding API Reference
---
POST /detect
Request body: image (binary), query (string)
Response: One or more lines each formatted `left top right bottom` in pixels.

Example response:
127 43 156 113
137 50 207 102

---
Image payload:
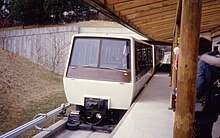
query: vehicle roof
73 33 135 39
73 34 153 46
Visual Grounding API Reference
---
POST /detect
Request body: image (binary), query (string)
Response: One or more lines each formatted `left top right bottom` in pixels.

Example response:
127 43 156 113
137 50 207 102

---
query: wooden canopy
83 1 219 137
83 0 220 42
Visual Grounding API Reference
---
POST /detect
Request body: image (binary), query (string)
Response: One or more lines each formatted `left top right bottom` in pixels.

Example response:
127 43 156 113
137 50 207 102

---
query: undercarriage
66 98 126 132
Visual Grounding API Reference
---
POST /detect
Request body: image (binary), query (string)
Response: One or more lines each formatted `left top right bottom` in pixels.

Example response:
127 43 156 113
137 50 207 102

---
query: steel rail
0 103 71 138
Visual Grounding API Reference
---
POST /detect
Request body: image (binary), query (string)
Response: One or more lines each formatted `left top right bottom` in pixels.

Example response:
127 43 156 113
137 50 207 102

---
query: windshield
70 37 130 70
70 38 100 67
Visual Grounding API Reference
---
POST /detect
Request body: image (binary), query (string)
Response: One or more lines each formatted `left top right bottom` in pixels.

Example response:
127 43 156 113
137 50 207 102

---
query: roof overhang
83 0 220 43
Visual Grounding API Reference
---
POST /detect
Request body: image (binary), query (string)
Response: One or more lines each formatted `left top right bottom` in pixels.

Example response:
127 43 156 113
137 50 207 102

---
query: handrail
0 103 71 138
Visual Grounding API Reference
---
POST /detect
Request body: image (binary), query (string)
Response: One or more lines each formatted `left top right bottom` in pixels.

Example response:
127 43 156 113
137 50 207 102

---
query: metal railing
0 103 71 138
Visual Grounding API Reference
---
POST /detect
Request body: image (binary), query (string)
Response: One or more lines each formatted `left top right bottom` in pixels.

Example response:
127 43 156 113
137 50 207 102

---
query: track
32 118 112 138
54 129 111 138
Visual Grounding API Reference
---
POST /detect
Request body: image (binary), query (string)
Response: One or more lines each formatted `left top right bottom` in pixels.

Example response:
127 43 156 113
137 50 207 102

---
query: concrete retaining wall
0 24 146 74
0 26 78 74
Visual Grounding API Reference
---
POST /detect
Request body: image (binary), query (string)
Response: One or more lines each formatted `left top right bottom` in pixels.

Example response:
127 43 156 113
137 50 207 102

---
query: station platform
110 73 174 138
111 72 220 138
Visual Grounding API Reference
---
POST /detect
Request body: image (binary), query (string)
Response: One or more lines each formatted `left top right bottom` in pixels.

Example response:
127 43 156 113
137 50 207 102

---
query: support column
170 25 180 110
173 0 202 138
171 25 180 89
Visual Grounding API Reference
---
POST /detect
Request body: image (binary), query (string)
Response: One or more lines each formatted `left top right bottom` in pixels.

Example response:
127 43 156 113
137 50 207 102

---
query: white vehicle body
63 34 155 110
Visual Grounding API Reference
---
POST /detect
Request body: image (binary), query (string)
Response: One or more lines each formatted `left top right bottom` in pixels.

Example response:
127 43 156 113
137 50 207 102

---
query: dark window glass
100 39 130 70
214 46 218 51
69 37 130 70
135 42 153 81
70 38 100 67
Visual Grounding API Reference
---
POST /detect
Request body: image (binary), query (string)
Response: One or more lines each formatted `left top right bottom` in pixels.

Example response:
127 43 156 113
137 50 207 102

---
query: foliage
0 0 13 27
0 0 99 27
9 0 46 25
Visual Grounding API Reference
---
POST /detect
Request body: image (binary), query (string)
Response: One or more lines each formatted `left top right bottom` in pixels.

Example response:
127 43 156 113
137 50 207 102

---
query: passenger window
135 42 153 81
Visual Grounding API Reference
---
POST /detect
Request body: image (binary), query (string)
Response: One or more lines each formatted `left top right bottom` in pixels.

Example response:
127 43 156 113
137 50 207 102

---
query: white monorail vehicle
63 34 163 128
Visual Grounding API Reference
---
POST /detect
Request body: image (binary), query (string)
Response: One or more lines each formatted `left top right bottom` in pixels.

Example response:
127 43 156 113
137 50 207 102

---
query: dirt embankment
0 49 66 137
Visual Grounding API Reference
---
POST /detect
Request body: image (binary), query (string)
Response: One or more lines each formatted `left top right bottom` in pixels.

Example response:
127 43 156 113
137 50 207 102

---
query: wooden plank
110 0 215 13
104 0 131 6
211 30 220 38
112 0 167 11
201 14 220 23
211 25 220 33
202 0 219 3
202 16 220 24
104 0 218 16
133 15 175 28
211 26 220 37
136 17 175 27
104 0 213 9
201 9 220 27
173 0 202 138
201 25 220 32
149 30 173 37
144 21 219 41
125 4 177 20
201 24 220 32
202 0 220 7
148 34 173 42
131 8 176 22
139 31 173 41
142 27 174 35
137 28 174 37
148 33 174 41
202 7 220 16
119 0 177 16
139 22 174 31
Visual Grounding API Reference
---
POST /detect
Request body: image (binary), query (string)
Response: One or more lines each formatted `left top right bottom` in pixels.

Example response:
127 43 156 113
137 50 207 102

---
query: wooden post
169 25 179 110
170 25 180 109
173 0 202 138
171 25 180 89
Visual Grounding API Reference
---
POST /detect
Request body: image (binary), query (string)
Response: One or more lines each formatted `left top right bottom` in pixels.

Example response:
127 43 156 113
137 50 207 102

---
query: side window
135 42 153 81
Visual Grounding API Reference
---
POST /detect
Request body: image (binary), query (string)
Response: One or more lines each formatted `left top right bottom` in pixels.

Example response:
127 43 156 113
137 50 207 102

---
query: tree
46 31 69 75
5 0 99 27
9 0 46 25
0 0 13 28
43 0 68 24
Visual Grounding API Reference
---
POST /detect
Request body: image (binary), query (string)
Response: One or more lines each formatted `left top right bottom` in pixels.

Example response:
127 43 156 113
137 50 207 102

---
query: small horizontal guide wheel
66 121 80 130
